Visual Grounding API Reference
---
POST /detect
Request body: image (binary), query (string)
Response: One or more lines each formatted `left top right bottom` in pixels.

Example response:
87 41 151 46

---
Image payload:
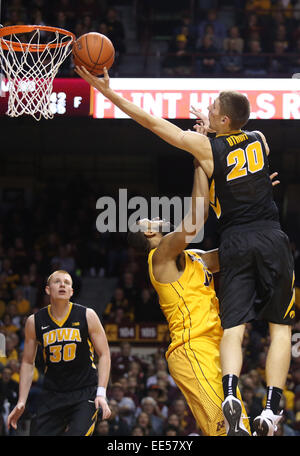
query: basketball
72 32 115 76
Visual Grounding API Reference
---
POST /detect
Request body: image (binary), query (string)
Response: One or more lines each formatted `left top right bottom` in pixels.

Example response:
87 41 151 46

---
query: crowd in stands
0 173 299 436
0 0 300 438
2 0 300 76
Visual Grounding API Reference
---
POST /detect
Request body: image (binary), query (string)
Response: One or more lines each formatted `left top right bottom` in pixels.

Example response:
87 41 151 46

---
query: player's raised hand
270 172 280 187
190 105 216 133
7 402 25 430
74 66 110 94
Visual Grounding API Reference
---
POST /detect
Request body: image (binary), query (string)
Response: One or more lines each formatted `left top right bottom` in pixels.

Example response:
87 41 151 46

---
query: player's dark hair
219 91 250 129
127 228 151 256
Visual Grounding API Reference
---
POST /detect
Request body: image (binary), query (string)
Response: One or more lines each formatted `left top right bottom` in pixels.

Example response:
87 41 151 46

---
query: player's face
208 97 222 130
46 273 73 300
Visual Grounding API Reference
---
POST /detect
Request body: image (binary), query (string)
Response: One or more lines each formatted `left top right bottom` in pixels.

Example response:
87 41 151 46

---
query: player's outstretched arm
75 66 213 177
154 160 209 265
86 308 111 420
7 315 37 430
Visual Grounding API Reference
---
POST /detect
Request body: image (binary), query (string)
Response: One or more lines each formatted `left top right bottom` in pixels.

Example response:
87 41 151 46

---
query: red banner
1 77 299 119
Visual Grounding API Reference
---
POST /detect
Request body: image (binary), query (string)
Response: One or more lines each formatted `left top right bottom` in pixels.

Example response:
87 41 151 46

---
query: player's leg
252 228 294 436
167 344 227 436
218 232 257 435
30 408 67 436
220 324 246 377
64 399 99 436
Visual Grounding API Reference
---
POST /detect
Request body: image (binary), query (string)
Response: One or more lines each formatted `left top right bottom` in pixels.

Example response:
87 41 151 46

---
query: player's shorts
167 338 251 436
218 220 295 329
30 385 100 436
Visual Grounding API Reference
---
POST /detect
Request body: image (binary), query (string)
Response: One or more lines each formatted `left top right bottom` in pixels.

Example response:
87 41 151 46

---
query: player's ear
70 288 74 297
45 285 50 296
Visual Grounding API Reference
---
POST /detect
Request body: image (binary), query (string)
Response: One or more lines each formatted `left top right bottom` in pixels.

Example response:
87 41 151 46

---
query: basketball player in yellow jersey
127 159 250 436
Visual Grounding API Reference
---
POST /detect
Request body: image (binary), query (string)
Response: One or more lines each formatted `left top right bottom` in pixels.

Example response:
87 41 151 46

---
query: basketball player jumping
75 65 295 437
7 270 111 436
127 157 251 436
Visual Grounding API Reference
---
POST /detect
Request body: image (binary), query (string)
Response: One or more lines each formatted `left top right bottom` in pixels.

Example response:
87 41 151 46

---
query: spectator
162 34 193 77
9 288 30 316
103 8 126 57
270 40 291 74
119 272 139 307
241 13 263 42
220 39 243 75
196 8 227 44
50 245 76 274
146 358 176 389
165 425 180 436
137 396 165 434
196 34 220 75
243 39 268 76
103 287 134 323
18 274 37 309
173 11 197 50
134 411 156 436
111 342 142 382
223 25 244 53
0 335 18 368
168 398 197 435
107 399 131 436
109 382 136 428
147 384 168 419
135 288 163 323
131 425 145 436
165 413 184 435
0 314 19 336
94 419 110 436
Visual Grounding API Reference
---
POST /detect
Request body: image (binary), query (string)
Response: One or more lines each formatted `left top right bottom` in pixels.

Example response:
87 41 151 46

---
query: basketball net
0 26 75 120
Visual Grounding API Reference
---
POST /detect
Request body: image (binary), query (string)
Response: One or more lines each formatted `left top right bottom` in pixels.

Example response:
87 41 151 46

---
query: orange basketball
72 32 115 76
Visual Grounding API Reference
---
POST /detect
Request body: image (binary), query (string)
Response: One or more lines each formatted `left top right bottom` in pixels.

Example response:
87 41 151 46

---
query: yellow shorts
167 339 250 436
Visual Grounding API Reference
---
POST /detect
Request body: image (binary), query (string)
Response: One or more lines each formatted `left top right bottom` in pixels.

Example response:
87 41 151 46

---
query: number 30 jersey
34 303 98 392
209 130 279 233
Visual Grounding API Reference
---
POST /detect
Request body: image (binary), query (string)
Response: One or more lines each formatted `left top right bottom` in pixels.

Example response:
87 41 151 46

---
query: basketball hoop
0 25 76 120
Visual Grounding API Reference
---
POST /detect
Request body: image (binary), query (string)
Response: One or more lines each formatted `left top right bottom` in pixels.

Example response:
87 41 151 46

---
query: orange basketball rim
0 24 75 51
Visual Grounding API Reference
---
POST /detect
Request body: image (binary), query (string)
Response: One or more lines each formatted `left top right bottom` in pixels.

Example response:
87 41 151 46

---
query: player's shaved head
47 270 73 286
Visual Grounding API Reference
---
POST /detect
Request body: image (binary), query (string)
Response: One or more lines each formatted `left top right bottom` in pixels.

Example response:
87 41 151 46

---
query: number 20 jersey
34 303 98 392
208 130 279 233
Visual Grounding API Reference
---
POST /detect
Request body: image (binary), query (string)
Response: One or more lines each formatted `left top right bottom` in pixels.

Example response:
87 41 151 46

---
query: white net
0 27 75 121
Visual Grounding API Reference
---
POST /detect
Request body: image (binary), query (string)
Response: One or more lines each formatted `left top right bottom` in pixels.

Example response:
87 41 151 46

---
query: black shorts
30 385 101 436
218 221 295 329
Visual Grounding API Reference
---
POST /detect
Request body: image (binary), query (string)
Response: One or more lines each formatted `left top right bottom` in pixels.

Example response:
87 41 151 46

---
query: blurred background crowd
0 0 300 438
2 0 300 77
0 175 299 436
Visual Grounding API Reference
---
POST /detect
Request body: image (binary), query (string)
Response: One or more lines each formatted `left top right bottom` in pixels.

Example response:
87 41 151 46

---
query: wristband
97 386 106 397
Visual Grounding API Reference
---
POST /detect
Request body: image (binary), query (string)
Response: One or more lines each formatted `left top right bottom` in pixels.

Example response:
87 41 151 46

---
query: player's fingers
103 67 109 79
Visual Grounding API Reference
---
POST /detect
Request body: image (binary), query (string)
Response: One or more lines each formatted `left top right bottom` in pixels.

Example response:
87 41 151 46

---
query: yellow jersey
148 248 223 359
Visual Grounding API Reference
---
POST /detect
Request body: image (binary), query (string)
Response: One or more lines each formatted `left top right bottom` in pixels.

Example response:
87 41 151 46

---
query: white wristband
97 386 106 397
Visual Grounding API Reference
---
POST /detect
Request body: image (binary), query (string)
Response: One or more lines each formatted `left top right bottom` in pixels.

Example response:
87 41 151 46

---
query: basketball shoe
253 409 283 436
222 395 250 436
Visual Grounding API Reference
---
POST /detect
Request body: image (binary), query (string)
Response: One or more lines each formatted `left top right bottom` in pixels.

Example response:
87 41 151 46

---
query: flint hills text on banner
92 78 300 120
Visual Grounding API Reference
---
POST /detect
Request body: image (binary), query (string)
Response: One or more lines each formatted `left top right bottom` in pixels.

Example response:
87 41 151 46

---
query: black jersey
34 302 98 392
209 130 279 234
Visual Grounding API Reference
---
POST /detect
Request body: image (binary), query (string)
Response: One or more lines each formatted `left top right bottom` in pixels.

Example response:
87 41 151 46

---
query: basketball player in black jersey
7 270 111 436
75 65 295 437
